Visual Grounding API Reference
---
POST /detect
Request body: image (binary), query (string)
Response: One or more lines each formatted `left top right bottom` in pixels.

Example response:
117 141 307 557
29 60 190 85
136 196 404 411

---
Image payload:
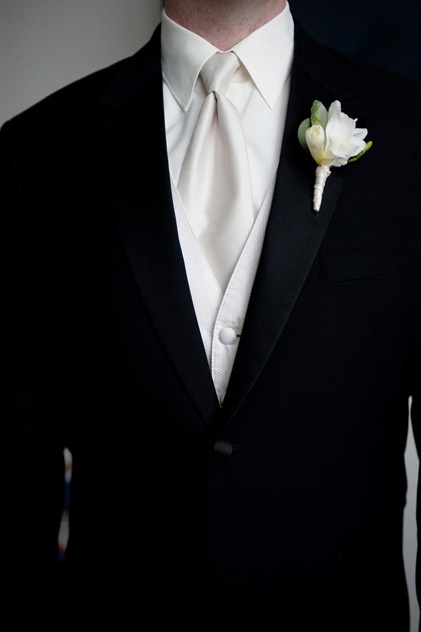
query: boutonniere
298 100 372 212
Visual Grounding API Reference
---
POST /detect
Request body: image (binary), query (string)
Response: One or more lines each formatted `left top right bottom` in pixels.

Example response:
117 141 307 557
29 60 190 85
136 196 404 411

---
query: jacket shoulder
1 25 161 140
293 20 421 106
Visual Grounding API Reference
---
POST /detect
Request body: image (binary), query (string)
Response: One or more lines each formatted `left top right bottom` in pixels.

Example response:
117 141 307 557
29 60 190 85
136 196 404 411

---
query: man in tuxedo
1 0 421 629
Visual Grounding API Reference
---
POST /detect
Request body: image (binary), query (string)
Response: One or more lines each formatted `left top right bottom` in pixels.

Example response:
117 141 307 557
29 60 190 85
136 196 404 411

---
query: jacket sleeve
0 121 65 581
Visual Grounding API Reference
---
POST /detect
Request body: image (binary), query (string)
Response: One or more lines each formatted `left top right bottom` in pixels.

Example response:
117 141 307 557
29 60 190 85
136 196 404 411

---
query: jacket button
213 439 233 457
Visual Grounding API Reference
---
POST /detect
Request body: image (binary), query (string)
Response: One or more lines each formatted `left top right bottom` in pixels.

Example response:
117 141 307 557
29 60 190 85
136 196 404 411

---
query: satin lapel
222 53 347 421
97 39 219 426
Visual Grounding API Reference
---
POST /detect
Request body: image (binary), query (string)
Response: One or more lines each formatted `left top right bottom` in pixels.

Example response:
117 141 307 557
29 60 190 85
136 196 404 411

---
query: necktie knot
200 52 240 96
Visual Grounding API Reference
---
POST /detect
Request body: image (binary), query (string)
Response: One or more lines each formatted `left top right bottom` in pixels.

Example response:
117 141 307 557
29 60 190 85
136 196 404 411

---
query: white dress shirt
161 4 294 402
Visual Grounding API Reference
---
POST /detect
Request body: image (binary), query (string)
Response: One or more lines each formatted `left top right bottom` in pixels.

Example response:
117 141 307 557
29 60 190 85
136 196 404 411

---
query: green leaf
297 117 311 150
348 140 373 163
310 100 328 128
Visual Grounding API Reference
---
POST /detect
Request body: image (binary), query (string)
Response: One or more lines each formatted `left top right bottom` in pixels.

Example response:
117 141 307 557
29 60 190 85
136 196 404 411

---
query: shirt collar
161 2 295 112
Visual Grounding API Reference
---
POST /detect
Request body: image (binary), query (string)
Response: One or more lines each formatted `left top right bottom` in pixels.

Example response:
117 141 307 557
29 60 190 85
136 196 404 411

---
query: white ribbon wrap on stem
313 164 331 212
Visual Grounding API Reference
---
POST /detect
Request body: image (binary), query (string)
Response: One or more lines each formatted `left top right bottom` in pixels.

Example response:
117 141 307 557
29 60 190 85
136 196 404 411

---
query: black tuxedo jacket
1 20 421 632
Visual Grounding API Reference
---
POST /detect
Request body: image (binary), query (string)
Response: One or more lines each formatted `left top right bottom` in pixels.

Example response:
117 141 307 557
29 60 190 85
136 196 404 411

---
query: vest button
219 327 238 345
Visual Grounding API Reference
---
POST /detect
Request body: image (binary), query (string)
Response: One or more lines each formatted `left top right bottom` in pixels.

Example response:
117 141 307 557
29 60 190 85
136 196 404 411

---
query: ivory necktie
178 52 254 292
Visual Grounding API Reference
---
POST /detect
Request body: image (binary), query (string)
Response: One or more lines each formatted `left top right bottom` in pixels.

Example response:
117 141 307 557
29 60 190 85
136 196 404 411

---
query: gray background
0 0 163 124
1 1 418 630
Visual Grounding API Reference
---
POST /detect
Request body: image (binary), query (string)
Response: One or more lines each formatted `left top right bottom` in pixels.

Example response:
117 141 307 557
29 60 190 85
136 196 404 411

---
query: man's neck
164 0 287 51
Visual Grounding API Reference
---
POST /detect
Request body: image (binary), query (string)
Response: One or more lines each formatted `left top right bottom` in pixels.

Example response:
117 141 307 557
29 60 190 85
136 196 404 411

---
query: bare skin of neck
165 0 287 51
